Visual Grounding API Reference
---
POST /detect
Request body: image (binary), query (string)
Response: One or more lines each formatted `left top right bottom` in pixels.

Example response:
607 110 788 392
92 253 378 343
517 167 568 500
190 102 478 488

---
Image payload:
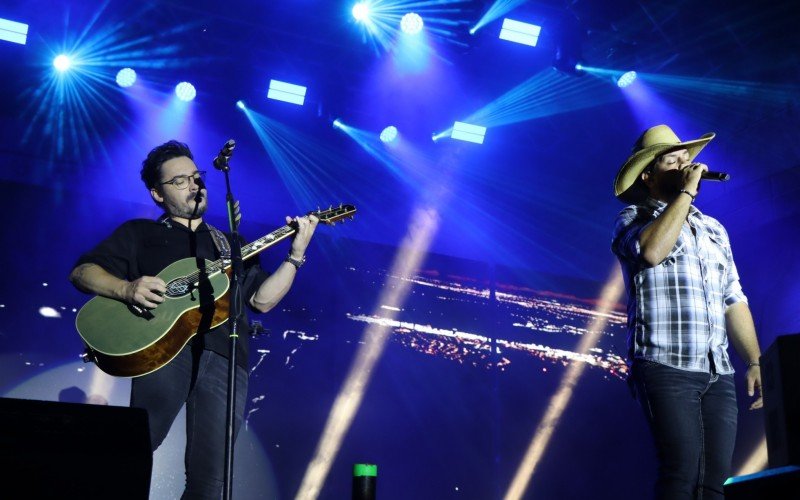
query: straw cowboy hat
614 124 715 203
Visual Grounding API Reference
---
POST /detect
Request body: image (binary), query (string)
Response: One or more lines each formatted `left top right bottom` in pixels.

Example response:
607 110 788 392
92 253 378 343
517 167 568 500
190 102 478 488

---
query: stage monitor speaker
724 465 800 500
0 397 152 499
761 332 800 468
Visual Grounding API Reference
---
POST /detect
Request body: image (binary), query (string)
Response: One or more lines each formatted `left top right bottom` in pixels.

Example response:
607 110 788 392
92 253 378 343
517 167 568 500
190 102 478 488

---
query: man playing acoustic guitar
69 140 318 499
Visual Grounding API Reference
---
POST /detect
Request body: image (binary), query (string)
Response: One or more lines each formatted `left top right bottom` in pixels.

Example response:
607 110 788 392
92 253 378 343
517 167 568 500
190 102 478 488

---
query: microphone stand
214 143 241 500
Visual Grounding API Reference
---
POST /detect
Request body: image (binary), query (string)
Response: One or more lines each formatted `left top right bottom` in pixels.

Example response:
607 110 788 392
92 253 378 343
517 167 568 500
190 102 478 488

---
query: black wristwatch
285 254 306 270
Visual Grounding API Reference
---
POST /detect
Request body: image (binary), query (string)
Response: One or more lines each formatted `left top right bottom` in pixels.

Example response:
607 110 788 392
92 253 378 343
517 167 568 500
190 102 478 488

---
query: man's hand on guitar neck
286 214 319 261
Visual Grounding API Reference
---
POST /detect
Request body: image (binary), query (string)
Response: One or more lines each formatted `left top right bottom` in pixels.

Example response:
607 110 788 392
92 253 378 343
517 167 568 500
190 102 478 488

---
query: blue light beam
470 0 528 35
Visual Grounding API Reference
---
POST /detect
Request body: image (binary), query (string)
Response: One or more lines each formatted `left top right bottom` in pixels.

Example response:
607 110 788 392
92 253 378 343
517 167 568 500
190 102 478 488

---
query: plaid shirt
611 198 747 374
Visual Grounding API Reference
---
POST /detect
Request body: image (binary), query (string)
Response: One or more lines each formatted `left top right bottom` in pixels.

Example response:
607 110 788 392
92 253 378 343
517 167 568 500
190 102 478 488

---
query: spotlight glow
53 54 72 72
175 81 196 101
400 13 423 35
617 70 637 88
115 68 136 87
236 100 246 110
39 306 61 318
332 118 343 129
352 2 370 21
379 125 398 143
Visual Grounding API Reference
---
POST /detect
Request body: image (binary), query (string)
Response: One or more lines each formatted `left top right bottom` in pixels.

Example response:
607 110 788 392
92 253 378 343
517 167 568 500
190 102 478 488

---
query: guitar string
165 209 350 295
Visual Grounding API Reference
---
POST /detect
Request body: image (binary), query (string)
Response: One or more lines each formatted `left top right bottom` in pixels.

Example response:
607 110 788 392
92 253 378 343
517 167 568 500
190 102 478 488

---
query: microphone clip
213 139 236 171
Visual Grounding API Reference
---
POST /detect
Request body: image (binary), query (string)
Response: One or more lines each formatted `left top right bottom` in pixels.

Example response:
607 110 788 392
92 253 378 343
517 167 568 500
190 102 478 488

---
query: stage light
236 100 246 110
115 68 136 87
352 2 370 22
0 17 28 45
575 63 583 71
451 121 486 144
267 79 307 106
499 18 541 47
332 118 343 129
379 126 398 143
616 70 637 88
53 54 72 72
469 0 528 35
38 306 61 318
400 13 423 35
175 81 196 101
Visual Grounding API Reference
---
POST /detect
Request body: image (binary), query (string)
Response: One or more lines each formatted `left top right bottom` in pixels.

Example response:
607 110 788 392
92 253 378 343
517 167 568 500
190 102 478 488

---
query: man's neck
169 216 203 231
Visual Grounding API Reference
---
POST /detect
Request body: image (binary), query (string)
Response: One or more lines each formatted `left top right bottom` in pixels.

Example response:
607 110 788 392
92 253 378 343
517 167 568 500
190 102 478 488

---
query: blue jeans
630 359 737 500
131 345 248 500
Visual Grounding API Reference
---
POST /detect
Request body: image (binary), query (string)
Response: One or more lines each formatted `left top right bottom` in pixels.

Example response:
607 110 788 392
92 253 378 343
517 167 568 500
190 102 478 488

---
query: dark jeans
131 345 248 500
630 359 738 500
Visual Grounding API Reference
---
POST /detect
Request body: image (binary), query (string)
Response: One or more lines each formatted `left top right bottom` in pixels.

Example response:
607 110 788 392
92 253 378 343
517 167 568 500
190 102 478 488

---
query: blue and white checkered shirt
611 197 747 374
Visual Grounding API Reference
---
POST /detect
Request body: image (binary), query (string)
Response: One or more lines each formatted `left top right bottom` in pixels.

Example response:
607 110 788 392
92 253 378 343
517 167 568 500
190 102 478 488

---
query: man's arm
726 301 763 410
638 193 693 266
69 263 165 309
249 214 318 313
639 161 707 266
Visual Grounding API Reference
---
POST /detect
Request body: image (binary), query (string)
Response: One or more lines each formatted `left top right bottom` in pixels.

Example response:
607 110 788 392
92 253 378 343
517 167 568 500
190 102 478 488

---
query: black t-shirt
75 217 269 368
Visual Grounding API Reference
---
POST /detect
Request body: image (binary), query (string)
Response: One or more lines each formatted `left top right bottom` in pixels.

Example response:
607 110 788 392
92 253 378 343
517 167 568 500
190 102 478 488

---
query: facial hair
164 191 207 219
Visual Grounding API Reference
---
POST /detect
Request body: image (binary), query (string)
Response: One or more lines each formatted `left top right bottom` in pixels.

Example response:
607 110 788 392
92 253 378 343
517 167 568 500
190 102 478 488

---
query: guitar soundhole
167 280 190 297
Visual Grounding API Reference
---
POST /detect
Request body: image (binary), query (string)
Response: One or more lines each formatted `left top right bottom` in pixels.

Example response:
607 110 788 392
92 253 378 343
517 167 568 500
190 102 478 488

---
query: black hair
140 140 194 190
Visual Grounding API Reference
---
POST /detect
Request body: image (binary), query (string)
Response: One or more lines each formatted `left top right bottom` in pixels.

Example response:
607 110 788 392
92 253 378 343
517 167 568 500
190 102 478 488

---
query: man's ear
150 187 164 204
641 169 653 188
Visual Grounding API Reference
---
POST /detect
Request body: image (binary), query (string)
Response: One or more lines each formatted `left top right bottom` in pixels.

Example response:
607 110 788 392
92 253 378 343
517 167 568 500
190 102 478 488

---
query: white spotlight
617 71 637 88
380 126 398 143
352 2 370 22
53 54 72 72
400 13 423 35
116 68 137 87
175 82 196 102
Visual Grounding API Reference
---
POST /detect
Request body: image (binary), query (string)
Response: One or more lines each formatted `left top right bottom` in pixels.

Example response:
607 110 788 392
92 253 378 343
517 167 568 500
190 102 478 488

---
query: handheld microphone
701 171 730 181
213 139 236 170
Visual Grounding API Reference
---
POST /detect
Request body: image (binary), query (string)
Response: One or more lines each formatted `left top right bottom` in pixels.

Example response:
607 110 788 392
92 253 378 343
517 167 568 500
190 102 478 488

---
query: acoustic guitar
75 204 356 377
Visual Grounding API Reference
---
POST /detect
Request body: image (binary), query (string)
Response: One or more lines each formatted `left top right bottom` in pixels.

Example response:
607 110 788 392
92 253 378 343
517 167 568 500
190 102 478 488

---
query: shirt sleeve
611 206 650 262
719 225 748 307
73 221 141 280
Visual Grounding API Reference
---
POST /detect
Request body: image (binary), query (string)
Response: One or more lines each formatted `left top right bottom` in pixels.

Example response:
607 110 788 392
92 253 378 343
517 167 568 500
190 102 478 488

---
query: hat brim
614 132 715 203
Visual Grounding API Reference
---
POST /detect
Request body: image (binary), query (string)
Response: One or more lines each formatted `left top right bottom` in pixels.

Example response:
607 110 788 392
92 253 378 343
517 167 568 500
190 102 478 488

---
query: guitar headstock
309 204 357 226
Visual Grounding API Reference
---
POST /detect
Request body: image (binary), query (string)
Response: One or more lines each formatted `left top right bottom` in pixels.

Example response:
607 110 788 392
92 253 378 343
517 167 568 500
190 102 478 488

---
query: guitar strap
158 214 231 264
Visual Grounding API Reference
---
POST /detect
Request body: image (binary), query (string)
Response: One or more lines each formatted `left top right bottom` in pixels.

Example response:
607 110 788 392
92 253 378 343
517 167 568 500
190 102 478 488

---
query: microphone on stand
193 175 206 203
213 139 236 171
701 171 730 181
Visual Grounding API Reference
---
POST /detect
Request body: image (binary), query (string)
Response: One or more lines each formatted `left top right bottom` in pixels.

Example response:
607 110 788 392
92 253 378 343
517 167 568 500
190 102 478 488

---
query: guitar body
75 258 231 377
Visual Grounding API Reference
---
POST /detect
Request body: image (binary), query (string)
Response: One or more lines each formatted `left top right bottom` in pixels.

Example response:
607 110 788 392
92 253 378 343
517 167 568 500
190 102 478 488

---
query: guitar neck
210 224 297 274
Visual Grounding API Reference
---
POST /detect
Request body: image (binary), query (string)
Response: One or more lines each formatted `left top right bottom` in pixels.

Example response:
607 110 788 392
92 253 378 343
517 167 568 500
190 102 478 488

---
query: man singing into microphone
69 140 318 498
611 125 763 499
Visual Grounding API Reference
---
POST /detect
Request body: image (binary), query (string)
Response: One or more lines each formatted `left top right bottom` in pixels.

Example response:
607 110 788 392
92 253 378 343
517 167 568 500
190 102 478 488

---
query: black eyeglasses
160 171 206 190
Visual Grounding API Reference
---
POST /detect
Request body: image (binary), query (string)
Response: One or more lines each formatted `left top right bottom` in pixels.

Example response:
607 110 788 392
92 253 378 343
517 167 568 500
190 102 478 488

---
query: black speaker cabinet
0 397 152 499
761 333 800 468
